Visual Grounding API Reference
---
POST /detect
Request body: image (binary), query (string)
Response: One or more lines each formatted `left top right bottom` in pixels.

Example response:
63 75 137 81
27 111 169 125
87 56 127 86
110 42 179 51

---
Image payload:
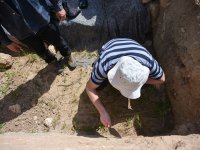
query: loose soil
0 132 200 150
0 50 199 149
0 50 173 136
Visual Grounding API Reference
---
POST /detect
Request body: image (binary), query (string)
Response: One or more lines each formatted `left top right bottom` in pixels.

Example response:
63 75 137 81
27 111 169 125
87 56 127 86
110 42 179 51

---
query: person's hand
100 111 112 128
6 42 21 52
55 8 66 21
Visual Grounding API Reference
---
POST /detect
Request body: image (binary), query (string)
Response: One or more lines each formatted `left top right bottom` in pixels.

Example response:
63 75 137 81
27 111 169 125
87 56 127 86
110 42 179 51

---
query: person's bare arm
86 79 111 127
146 73 165 84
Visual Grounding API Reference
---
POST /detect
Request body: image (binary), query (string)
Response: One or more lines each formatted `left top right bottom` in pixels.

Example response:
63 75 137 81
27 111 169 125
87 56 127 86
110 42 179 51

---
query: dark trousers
21 23 71 62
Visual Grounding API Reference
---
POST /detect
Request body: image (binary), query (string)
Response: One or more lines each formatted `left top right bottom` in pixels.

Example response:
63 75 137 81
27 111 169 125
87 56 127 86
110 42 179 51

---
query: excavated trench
0 0 200 138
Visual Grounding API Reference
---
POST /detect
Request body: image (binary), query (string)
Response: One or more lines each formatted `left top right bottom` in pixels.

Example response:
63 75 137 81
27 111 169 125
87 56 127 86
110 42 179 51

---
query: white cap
107 56 150 99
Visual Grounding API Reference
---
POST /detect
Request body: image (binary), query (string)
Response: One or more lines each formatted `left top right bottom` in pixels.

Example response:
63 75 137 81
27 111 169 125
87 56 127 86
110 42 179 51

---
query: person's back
86 38 165 128
91 38 163 85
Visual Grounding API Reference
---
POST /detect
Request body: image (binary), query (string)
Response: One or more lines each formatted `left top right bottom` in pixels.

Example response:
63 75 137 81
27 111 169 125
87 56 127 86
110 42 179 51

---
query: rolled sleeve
149 59 164 80
91 61 107 85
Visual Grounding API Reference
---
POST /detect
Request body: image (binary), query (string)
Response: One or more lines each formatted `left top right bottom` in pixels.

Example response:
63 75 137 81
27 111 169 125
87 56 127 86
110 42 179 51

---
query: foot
55 55 76 74
56 57 66 74
65 55 77 70
45 52 57 64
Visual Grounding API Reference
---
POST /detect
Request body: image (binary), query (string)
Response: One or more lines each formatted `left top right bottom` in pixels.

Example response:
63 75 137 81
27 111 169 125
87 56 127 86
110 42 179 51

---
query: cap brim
108 65 142 99
107 56 149 99
119 85 142 99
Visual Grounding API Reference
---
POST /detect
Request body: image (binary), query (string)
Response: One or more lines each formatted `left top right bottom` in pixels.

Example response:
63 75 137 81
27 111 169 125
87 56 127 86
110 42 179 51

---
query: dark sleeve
0 25 12 46
149 59 164 80
91 60 107 85
48 0 63 12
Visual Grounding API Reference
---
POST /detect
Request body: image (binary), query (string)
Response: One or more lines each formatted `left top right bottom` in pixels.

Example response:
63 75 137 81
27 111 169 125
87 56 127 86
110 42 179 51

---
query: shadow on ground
0 63 58 124
73 82 174 137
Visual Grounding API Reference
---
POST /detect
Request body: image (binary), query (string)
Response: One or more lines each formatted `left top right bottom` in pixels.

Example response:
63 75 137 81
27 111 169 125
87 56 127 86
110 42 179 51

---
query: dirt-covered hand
100 111 112 128
6 42 21 52
55 8 66 21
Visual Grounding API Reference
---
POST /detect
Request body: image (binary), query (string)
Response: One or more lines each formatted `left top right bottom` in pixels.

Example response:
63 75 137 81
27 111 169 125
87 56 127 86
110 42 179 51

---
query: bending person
86 38 165 127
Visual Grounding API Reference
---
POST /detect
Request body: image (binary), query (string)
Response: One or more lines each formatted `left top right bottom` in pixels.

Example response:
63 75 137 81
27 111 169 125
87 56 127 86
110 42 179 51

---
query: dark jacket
0 0 63 45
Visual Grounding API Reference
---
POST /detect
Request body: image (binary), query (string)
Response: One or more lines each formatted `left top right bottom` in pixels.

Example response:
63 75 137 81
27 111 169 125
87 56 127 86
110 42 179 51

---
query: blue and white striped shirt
91 38 164 85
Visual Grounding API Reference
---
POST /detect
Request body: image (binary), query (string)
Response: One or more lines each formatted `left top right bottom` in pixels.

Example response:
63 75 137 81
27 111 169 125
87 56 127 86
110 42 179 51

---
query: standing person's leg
37 23 76 69
37 24 70 56
21 35 56 63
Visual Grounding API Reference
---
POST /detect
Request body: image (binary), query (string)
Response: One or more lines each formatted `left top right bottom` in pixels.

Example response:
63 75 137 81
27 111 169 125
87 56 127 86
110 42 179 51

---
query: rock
33 116 38 121
160 0 171 8
14 122 19 126
33 116 38 124
0 53 13 69
44 118 53 127
8 104 21 114
195 0 200 6
153 0 200 125
180 27 186 33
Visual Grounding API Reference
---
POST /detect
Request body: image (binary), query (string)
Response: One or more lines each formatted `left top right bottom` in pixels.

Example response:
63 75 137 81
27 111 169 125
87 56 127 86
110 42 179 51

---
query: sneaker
65 55 77 70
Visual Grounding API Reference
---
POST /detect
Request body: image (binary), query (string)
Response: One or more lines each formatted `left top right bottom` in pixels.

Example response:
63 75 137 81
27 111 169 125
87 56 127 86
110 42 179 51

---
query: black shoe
65 55 77 71
56 55 76 73
45 54 57 64
79 0 88 9
56 57 66 74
